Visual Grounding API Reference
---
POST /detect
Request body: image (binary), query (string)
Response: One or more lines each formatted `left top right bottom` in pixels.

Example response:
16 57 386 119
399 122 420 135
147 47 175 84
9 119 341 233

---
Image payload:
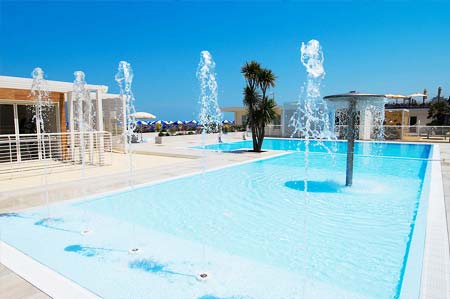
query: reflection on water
129 259 197 279
285 180 342 193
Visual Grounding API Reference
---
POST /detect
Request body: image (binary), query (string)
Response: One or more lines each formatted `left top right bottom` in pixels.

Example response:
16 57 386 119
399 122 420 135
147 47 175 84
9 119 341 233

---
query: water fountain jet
197 50 222 146
289 40 335 192
196 272 209 281
196 50 222 282
115 61 140 253
324 92 387 186
31 67 53 221
73 70 95 235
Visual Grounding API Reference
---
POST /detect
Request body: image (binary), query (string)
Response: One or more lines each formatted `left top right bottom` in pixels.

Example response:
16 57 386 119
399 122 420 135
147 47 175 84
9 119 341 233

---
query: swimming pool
0 139 432 299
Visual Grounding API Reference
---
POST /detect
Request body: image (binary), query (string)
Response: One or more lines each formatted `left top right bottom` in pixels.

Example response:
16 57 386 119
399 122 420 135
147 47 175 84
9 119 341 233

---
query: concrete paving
0 263 50 299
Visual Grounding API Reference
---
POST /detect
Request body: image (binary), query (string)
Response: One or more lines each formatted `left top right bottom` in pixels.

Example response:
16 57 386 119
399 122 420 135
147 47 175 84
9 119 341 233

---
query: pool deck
439 143 450 243
419 144 450 299
0 135 449 299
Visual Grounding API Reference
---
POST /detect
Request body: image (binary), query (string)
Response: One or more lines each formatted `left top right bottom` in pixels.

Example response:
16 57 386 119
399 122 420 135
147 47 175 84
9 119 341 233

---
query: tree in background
241 61 277 152
428 100 450 125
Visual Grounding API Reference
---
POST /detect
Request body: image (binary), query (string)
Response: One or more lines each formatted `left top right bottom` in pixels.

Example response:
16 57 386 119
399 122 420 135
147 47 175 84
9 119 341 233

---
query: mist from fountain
31 67 52 221
197 50 223 147
73 71 90 165
330 97 386 142
287 40 337 297
115 61 137 179
289 40 335 192
356 98 386 141
115 61 139 252
72 71 94 235
195 50 223 282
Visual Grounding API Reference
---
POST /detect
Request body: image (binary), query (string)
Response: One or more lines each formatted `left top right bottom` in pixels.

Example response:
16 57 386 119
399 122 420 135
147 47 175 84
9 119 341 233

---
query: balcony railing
0 131 112 177
334 125 450 141
278 124 450 141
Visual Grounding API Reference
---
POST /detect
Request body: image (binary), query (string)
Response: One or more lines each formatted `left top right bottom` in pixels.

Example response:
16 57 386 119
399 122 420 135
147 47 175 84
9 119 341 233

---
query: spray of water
290 40 334 143
72 71 94 234
115 61 139 252
31 67 52 220
288 40 336 296
73 71 89 163
196 50 222 145
289 40 335 192
115 61 137 154
357 98 386 141
31 68 52 136
73 71 96 132
196 50 222 281
331 97 386 142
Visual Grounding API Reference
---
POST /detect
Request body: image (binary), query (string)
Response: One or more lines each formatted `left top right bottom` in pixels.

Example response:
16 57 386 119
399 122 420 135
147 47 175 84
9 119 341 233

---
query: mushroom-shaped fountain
324 92 388 186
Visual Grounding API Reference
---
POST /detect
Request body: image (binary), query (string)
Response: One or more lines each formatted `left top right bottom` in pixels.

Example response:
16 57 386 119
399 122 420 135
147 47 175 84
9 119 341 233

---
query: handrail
0 130 111 138
0 131 113 177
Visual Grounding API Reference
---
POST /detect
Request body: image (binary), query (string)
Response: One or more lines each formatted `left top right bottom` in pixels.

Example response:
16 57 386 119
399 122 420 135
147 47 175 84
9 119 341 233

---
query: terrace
1 4 449 297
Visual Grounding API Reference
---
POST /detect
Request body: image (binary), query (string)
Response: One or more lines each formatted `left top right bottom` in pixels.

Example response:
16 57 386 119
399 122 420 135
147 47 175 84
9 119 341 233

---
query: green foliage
241 61 277 152
427 101 450 125
168 127 177 135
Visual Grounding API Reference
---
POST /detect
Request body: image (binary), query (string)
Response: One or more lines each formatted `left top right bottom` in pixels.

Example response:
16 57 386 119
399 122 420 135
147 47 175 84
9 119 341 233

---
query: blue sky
1 1 449 120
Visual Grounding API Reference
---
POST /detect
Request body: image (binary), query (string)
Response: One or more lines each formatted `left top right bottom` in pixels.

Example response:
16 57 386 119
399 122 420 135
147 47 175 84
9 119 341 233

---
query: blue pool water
0 139 432 299
197 138 431 159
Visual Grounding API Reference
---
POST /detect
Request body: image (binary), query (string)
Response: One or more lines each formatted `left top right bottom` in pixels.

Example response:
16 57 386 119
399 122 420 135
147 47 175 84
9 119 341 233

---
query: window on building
17 105 37 134
0 104 17 162
0 104 15 134
0 103 59 162
410 116 417 126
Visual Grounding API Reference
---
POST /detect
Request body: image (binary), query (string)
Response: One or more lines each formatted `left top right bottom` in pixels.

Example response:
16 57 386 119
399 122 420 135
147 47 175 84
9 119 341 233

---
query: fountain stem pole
346 98 357 186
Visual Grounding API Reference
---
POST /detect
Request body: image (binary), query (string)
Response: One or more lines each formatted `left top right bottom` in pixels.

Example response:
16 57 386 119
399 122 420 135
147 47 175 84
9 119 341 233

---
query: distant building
222 98 432 139
0 75 124 164
221 106 283 136
384 102 430 126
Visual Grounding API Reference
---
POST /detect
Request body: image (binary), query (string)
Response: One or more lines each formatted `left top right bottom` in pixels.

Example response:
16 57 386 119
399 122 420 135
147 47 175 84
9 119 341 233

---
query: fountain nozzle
197 272 210 281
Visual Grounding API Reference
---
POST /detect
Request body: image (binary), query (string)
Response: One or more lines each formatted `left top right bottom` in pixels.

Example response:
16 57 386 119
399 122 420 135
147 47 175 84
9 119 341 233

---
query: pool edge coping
419 144 450 299
0 241 101 299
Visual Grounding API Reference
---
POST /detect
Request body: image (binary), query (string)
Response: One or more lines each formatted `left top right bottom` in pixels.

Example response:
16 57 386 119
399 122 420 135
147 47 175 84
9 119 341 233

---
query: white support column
359 109 372 140
87 90 94 164
36 106 43 161
13 104 21 162
401 110 406 140
68 92 75 162
96 89 105 165
96 89 104 132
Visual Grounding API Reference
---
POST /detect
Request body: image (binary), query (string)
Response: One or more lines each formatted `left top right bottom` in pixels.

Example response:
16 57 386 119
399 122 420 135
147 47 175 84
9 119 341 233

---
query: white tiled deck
419 144 450 299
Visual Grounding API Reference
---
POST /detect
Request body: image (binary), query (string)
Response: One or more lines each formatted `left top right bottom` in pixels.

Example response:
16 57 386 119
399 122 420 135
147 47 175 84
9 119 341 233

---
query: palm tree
241 61 277 152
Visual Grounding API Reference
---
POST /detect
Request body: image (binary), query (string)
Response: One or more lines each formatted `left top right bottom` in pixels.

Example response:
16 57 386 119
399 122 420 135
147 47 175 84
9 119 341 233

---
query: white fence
273 124 450 141
265 125 283 137
334 125 450 141
0 131 112 176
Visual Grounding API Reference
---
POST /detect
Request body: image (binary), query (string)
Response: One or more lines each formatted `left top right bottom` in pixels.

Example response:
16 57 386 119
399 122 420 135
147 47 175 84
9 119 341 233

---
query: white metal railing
333 125 450 141
0 131 112 175
264 125 282 137
278 124 450 141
